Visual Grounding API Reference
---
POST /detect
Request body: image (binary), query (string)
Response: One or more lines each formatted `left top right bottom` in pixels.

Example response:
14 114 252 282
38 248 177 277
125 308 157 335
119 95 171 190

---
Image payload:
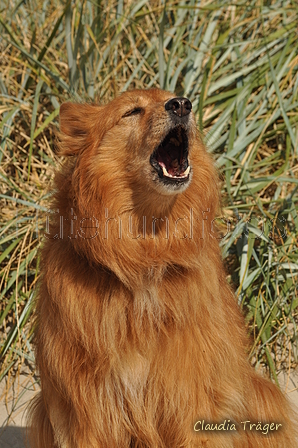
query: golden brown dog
28 89 297 447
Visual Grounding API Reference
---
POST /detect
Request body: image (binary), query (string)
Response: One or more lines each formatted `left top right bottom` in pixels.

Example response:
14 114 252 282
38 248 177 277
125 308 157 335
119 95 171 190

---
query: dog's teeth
179 166 190 177
162 166 172 177
161 164 190 179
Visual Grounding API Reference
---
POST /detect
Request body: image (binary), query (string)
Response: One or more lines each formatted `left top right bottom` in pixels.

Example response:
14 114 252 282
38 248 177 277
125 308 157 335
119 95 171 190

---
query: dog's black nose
165 97 192 117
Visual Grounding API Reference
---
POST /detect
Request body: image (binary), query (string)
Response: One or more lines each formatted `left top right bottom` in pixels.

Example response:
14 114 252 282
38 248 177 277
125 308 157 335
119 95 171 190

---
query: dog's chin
150 169 192 196
149 125 192 195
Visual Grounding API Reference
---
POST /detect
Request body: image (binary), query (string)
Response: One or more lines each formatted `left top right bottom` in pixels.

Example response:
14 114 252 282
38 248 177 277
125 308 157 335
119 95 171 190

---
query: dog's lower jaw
151 167 193 196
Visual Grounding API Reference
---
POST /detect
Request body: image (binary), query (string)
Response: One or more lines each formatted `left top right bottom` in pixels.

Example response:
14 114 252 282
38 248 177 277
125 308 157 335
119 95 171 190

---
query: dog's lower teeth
183 166 190 176
161 165 190 179
162 166 171 177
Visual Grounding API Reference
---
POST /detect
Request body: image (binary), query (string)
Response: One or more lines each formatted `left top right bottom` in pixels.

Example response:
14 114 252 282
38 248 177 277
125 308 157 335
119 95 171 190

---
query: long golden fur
28 88 297 447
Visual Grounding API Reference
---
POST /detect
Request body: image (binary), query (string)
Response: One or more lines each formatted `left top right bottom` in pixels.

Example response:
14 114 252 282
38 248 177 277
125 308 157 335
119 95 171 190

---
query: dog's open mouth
150 126 190 183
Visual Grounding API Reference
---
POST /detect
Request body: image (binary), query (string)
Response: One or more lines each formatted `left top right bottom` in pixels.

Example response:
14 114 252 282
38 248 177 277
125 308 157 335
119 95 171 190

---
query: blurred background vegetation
0 0 298 412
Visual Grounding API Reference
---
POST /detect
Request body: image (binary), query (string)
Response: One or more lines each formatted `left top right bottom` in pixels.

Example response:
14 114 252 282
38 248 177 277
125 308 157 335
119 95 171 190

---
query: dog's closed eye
122 107 143 118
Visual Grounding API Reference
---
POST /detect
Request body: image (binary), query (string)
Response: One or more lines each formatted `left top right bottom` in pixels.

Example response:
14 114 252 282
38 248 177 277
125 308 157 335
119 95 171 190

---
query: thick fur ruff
28 89 297 447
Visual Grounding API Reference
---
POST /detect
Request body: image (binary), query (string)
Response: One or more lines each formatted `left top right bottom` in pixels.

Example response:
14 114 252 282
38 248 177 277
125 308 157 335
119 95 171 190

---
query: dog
28 89 297 447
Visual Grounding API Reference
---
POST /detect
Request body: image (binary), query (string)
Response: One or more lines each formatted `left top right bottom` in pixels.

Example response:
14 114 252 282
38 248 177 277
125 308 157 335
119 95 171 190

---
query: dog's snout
165 97 192 117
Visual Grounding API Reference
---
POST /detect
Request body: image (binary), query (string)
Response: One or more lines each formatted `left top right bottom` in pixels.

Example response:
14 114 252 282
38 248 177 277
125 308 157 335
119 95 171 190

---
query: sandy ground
1 370 298 448
0 372 38 448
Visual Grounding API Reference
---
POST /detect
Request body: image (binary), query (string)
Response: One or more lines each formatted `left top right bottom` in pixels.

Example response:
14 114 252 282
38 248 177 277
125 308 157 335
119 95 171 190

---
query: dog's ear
58 102 100 156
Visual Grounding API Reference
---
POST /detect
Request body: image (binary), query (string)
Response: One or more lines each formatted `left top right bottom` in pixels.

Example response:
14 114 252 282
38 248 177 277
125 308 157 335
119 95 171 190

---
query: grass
0 0 298 403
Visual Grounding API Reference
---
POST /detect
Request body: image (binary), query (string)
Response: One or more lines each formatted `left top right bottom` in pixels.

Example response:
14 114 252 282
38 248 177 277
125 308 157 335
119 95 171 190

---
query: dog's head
56 89 219 275
59 89 199 199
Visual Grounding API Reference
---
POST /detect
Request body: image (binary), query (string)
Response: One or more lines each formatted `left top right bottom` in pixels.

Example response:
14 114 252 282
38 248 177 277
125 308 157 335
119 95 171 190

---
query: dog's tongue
156 147 181 176
158 161 180 177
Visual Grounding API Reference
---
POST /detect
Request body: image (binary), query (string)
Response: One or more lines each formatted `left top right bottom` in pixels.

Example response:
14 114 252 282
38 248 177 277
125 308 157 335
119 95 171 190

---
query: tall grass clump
0 0 297 401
